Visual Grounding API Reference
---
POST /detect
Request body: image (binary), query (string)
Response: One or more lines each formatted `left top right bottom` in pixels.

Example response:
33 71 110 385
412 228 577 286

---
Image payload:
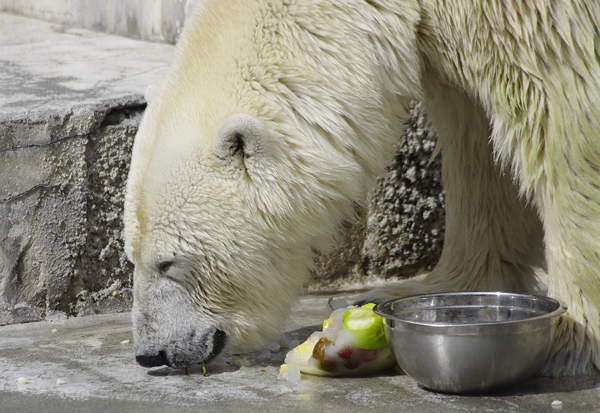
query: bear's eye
158 261 175 273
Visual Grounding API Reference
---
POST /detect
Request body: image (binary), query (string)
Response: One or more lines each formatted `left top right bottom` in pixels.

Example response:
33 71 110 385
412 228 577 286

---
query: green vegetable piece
341 303 387 350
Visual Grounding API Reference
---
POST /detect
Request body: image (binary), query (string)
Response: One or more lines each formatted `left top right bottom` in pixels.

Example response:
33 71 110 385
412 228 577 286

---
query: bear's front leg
535 177 600 376
359 86 546 304
489 66 600 376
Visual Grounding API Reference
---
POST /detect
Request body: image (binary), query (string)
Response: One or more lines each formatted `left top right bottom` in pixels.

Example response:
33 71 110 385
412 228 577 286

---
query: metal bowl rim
373 291 567 329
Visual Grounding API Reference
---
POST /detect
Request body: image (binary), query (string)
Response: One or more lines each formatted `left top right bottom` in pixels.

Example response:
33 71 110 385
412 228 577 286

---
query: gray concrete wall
0 0 204 43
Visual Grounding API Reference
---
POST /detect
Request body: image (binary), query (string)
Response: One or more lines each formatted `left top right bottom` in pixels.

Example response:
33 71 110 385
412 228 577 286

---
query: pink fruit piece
337 346 353 359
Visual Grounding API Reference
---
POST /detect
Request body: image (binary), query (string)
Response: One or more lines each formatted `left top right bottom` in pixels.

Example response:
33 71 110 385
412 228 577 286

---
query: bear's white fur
124 0 600 375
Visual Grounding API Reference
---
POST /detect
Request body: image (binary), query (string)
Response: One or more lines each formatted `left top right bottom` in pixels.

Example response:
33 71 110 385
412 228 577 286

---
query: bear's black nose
136 351 167 368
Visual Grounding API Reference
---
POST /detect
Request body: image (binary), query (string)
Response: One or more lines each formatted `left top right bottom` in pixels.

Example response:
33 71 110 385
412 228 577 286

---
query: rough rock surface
0 101 143 324
311 102 445 288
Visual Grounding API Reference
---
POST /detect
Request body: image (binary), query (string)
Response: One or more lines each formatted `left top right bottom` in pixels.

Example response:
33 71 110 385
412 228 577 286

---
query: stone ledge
0 13 175 324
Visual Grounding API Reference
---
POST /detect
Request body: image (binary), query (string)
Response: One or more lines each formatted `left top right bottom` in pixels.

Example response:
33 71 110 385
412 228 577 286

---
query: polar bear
124 0 600 376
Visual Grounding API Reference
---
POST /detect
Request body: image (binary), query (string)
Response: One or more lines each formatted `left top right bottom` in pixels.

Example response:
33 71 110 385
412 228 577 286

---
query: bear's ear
213 114 267 174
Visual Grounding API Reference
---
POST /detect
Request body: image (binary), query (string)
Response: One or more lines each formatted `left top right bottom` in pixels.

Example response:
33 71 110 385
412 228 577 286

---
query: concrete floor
2 289 600 413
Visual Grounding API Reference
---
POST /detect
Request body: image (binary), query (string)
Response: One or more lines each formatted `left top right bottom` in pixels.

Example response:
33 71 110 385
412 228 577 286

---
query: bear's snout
134 329 227 369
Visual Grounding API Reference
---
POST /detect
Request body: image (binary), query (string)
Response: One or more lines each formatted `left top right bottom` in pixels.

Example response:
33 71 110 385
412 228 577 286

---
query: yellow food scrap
234 358 251 367
322 315 334 330
296 393 311 401
296 335 320 355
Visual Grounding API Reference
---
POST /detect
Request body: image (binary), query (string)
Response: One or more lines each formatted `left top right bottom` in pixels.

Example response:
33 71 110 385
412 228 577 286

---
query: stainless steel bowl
374 292 566 393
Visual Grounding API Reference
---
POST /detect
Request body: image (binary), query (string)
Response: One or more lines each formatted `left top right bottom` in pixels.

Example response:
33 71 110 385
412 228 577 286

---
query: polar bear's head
124 0 420 368
125 107 323 368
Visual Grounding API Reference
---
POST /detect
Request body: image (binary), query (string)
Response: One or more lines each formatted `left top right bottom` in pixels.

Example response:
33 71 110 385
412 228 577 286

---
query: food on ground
282 304 395 376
